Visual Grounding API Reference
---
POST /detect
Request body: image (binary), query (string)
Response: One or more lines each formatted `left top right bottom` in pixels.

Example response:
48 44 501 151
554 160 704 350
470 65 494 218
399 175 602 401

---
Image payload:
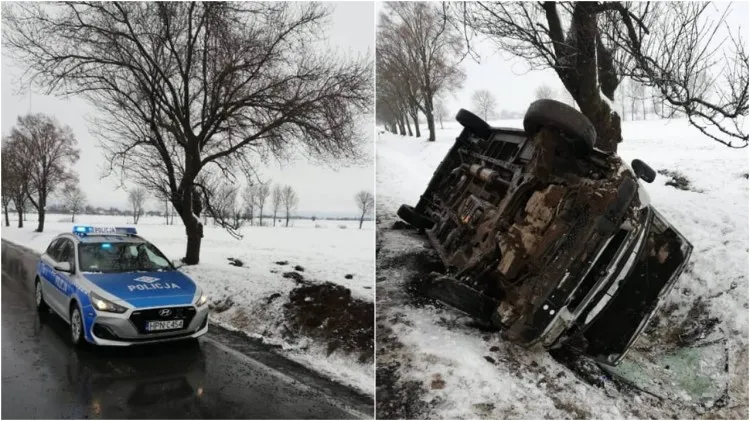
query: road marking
202 336 372 420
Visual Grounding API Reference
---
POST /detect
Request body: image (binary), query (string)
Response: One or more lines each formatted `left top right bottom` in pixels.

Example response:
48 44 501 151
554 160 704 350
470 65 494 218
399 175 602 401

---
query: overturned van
397 99 693 365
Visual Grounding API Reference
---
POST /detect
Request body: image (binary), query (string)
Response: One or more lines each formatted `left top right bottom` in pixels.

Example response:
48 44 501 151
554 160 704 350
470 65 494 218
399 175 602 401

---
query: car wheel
456 109 491 139
35 278 49 313
70 306 84 347
397 204 435 230
523 99 596 153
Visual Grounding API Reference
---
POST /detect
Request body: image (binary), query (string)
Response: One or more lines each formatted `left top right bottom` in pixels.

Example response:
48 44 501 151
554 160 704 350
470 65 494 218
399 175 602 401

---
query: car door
41 239 75 316
39 239 65 313
52 239 77 318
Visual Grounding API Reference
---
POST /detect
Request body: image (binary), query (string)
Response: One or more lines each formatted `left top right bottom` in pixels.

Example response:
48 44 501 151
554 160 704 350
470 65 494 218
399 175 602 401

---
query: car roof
54 233 148 244
78 234 148 244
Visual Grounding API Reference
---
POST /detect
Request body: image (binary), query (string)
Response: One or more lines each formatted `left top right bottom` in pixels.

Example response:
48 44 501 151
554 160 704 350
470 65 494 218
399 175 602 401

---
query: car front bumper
84 304 209 346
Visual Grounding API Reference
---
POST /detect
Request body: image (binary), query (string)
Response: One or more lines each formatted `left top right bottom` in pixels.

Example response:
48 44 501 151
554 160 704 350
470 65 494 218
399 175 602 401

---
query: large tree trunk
175 185 204 265
424 97 437 142
35 193 46 232
16 205 23 228
285 212 290 227
273 211 277 227
397 116 406 135
411 107 421 138
426 110 436 142
36 208 45 232
404 113 413 137
359 213 364 229
4 204 9 227
569 4 622 154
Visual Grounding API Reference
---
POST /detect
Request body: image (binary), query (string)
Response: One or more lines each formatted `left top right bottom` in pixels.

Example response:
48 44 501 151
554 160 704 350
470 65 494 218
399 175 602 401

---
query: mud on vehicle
398 99 693 366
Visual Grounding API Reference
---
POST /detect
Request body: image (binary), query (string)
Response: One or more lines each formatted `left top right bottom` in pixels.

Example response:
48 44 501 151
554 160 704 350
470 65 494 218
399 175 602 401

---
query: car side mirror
631 159 656 183
172 259 185 269
54 262 73 273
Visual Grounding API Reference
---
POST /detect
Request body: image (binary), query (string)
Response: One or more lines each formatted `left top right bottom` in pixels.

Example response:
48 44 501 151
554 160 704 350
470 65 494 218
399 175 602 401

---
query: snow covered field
1 214 375 395
376 118 748 418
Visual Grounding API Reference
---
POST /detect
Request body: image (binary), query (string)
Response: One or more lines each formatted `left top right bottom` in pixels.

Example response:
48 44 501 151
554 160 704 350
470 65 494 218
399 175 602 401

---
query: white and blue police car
35 226 209 346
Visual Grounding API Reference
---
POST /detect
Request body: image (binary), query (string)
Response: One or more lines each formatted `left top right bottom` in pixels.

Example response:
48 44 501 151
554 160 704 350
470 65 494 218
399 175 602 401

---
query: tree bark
36 207 45 232
397 116 406 135
359 213 364 229
426 109 436 142
567 3 621 154
4 204 9 227
175 184 204 265
16 205 23 228
412 112 421 138
424 99 436 142
273 211 277 227
404 113 413 137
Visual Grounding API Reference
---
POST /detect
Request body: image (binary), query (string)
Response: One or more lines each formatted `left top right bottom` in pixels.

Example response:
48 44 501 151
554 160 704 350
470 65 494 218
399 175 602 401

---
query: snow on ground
376 118 748 418
1 214 374 395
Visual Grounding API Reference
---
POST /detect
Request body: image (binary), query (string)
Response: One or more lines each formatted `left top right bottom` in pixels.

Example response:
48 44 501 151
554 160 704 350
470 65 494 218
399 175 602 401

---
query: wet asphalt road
1 240 373 419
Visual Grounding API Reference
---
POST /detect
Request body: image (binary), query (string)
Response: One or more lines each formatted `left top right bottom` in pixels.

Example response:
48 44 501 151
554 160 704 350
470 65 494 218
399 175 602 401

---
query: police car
35 226 209 346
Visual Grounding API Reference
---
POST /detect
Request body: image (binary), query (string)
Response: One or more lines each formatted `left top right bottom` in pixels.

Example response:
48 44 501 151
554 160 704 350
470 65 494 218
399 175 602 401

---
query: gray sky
376 1 748 120
1 2 375 217
445 1 749 117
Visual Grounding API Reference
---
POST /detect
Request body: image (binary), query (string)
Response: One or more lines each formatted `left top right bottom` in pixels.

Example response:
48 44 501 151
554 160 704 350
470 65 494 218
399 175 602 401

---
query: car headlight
196 292 208 307
90 292 127 313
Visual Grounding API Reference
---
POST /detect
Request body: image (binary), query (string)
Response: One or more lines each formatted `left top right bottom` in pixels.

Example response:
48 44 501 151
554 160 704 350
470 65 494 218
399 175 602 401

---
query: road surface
1 240 373 419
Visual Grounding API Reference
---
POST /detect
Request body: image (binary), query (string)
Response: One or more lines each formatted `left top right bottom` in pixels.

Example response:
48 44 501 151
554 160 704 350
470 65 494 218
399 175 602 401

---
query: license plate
146 320 184 331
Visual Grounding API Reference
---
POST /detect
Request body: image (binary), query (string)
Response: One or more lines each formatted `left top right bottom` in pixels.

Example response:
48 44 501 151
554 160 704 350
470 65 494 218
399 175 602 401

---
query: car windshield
78 242 173 273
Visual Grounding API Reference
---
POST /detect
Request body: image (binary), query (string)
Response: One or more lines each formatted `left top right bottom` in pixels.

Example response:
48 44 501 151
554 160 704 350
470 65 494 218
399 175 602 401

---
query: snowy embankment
376 118 748 418
1 215 374 395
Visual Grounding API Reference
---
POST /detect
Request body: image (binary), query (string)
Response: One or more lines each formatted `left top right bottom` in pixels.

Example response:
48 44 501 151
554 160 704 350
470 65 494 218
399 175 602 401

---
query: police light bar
73 226 137 236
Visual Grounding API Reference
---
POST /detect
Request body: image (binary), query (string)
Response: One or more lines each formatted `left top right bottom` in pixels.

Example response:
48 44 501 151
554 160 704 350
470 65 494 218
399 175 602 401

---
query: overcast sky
376 1 748 120
442 1 749 117
1 2 375 217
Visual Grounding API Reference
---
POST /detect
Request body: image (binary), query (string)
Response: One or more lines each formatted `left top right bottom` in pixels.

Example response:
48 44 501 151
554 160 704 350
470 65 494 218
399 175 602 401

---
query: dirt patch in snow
285 282 374 363
658 169 703 193
375 323 431 419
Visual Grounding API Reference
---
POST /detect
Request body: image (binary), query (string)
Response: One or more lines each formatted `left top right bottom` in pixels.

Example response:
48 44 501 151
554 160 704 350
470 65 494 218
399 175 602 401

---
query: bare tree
3 2 372 263
0 143 23 227
534 84 556 100
378 2 466 141
1 148 12 227
450 2 748 150
471 89 498 121
434 99 449 129
155 191 176 225
355 190 374 229
256 183 271 227
3 114 79 232
61 182 86 223
203 180 243 233
281 185 299 228
242 184 257 226
128 188 147 225
272 184 283 227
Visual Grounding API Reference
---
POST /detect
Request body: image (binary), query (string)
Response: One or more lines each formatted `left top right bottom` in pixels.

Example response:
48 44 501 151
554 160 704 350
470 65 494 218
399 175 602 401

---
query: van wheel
70 306 85 347
35 278 49 313
456 109 491 139
523 99 596 153
397 205 435 230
